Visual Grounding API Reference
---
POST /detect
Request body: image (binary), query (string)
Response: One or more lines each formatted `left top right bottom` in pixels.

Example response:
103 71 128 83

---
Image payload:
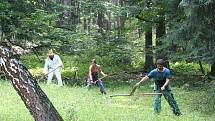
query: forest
0 0 215 121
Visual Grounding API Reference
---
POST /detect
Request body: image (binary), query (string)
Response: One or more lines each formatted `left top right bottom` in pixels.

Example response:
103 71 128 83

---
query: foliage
0 1 47 43
2 0 215 120
131 55 145 70
161 0 215 64
170 61 210 75
20 53 131 85
21 55 44 69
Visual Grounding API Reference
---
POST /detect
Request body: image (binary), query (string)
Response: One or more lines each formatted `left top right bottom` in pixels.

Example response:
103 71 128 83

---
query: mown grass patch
0 80 214 121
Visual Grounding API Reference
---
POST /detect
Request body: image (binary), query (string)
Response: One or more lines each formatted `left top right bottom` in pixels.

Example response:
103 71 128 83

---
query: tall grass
0 80 214 121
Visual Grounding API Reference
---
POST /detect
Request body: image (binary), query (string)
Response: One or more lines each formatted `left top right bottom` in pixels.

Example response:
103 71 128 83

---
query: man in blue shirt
130 59 181 116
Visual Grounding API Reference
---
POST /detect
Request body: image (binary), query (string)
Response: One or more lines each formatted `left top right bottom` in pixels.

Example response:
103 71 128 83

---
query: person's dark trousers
96 80 106 94
86 79 106 94
154 88 181 116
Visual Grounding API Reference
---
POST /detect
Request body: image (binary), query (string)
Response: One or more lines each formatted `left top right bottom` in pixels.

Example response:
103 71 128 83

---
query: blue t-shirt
147 67 172 86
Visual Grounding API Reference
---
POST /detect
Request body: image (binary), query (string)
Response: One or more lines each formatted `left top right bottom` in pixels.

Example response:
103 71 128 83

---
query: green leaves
159 0 215 63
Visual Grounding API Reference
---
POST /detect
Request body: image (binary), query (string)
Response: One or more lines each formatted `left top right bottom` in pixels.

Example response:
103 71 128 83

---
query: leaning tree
0 45 63 121
0 0 67 120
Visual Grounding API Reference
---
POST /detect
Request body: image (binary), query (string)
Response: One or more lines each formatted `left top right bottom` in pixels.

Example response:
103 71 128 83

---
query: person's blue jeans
154 89 181 115
87 79 106 94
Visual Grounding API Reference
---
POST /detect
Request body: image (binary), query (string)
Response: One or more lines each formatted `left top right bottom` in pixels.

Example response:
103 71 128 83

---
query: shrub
170 61 210 75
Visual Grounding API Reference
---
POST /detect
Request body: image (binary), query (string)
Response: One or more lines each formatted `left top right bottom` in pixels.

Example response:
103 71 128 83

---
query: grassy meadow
0 79 214 121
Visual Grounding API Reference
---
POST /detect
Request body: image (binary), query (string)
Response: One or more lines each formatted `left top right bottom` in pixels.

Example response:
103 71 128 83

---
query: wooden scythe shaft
90 72 119 84
45 66 61 76
129 85 138 96
109 94 131 97
110 93 162 98
92 75 109 84
38 66 61 81
139 93 162 96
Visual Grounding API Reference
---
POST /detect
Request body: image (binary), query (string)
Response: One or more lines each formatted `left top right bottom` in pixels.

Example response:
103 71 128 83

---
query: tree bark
87 18 91 33
138 28 143 38
107 12 112 31
97 12 105 35
156 16 165 46
155 13 169 68
70 0 79 32
144 23 153 72
0 46 63 121
210 3 215 76
63 0 70 27
210 62 215 77
116 0 125 38
143 0 154 72
198 60 205 75
83 18 87 32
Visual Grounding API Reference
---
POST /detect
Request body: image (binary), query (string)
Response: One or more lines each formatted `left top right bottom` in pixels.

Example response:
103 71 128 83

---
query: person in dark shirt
130 59 181 116
86 59 107 95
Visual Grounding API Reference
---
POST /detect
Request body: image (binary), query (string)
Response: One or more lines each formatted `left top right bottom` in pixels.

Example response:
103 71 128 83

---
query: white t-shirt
44 54 63 72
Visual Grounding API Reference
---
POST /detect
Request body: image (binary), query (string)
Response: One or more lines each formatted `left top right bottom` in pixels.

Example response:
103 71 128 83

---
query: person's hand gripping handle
129 82 140 96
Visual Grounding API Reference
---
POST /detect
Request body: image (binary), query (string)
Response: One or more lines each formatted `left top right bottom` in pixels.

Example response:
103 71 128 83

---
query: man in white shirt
44 49 64 86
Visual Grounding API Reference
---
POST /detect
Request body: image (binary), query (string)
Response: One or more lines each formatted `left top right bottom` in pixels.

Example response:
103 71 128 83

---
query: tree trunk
83 18 87 32
156 16 165 46
143 0 154 72
138 28 143 38
210 62 215 77
155 14 169 68
87 18 91 33
198 60 205 75
116 0 125 38
107 12 112 31
144 23 153 72
97 12 105 35
210 3 215 76
155 6 165 54
0 46 63 121
70 0 78 32
63 0 70 26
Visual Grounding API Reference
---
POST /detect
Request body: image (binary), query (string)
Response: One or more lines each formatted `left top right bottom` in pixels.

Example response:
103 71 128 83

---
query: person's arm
43 58 48 74
88 65 93 81
161 78 170 90
136 76 149 86
130 76 149 95
161 69 171 90
57 55 64 68
101 71 107 76
98 65 107 76
100 69 107 77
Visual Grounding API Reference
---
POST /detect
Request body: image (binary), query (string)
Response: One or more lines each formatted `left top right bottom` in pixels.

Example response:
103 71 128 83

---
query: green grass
0 80 214 121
